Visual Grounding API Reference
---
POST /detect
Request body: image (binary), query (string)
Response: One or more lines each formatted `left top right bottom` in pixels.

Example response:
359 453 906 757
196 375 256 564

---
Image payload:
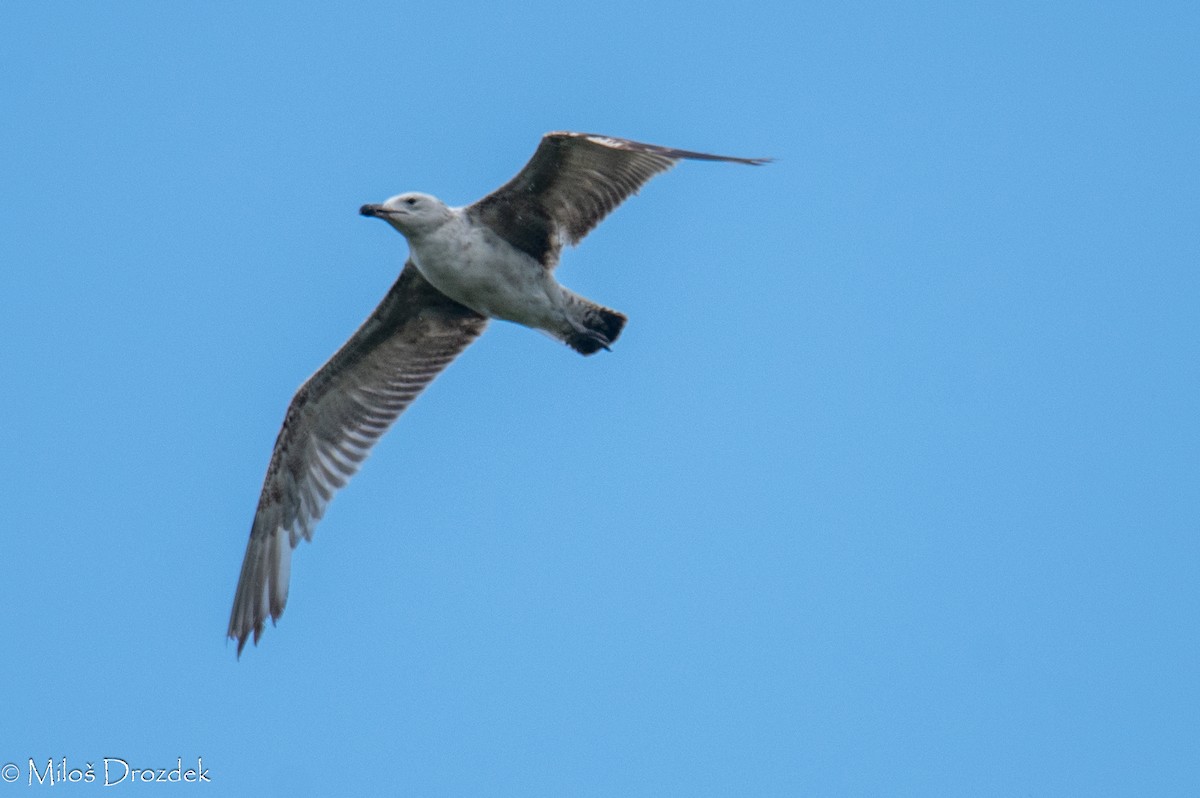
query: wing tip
228 544 285 659
229 612 272 659
543 130 772 165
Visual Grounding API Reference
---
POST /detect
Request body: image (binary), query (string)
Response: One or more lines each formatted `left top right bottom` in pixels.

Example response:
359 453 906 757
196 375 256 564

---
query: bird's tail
559 290 627 355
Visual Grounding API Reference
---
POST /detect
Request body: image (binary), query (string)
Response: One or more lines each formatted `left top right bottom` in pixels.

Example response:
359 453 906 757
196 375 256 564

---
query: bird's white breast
409 211 564 329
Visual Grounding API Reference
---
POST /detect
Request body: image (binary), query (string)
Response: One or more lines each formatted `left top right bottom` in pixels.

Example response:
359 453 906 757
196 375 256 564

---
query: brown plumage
228 266 485 654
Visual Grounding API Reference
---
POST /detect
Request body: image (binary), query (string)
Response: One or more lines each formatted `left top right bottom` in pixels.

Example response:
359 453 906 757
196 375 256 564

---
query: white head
359 192 453 238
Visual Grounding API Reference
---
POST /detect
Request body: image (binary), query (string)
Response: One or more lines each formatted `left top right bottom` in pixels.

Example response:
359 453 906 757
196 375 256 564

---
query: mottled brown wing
228 262 487 654
467 132 770 266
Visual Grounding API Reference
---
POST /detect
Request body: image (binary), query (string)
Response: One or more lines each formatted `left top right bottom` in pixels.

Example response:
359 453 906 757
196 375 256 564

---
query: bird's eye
404 197 417 206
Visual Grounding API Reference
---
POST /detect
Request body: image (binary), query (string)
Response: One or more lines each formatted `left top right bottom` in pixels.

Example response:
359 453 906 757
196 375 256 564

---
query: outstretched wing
228 262 487 654
466 131 770 266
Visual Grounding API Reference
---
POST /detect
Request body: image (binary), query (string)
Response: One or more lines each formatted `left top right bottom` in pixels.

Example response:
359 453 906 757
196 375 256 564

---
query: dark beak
359 204 384 217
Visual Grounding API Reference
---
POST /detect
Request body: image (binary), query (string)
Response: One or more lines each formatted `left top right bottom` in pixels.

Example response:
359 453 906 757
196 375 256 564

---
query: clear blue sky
2 2 1197 795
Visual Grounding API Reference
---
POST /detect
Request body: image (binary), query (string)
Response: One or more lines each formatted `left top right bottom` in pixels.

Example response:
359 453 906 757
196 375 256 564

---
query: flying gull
228 131 769 654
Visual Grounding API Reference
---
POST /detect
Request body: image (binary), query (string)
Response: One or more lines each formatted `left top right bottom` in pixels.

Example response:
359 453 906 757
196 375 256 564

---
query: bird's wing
467 131 770 265
228 262 487 654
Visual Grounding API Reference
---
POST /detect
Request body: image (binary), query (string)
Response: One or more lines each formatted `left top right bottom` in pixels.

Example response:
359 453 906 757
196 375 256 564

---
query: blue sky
2 1 1197 794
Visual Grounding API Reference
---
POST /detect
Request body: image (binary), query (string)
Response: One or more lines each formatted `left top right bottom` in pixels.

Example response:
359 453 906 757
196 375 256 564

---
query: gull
228 132 769 654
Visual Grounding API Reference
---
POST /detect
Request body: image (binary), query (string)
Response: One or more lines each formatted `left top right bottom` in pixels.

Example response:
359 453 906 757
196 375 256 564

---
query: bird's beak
359 204 388 218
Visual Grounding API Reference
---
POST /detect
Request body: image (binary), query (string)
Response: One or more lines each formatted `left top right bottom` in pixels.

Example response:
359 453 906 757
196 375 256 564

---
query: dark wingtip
230 621 261 659
696 153 774 166
563 132 773 166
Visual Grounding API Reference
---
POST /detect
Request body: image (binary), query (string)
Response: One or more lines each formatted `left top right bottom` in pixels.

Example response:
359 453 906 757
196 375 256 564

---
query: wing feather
228 262 487 654
467 132 769 266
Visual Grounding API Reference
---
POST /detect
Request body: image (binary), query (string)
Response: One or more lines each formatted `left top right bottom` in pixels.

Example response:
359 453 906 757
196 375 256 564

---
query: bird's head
359 192 452 237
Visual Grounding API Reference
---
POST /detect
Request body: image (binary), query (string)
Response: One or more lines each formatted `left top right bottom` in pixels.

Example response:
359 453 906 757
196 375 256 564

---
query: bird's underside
228 132 768 654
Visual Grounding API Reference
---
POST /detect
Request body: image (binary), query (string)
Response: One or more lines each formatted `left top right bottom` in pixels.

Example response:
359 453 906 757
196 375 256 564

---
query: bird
227 131 769 654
